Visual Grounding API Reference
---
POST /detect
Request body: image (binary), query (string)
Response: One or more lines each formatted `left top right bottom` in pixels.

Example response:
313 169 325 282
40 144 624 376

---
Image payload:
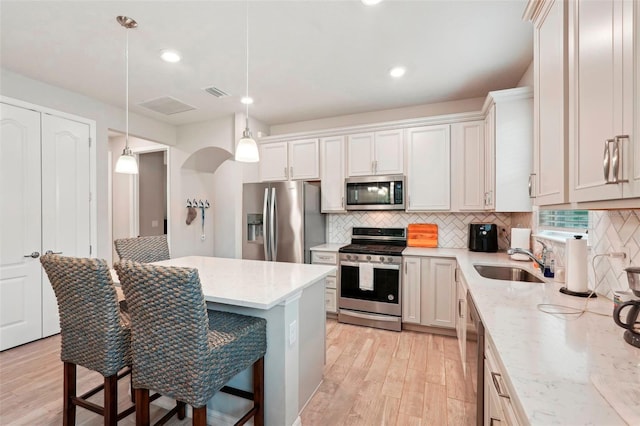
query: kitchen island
118 256 335 426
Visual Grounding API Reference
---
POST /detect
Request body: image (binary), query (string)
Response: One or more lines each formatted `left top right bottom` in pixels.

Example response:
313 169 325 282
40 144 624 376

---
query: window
538 210 589 231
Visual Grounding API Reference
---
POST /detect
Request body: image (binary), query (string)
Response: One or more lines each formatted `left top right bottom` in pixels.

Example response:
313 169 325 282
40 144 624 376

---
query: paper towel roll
566 236 588 293
510 228 531 261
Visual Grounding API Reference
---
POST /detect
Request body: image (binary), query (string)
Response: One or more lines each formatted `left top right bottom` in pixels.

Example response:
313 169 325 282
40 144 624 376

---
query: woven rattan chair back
114 260 212 403
114 235 170 263
114 260 267 425
40 254 131 376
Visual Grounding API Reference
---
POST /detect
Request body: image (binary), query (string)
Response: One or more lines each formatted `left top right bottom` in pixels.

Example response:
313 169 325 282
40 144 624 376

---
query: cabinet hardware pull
458 299 462 317
45 250 63 255
341 196 344 209
24 251 40 258
603 139 613 183
528 174 535 198
491 372 511 399
284 167 288 179
371 160 375 173
374 160 378 174
487 190 492 206
610 135 630 184
490 417 501 426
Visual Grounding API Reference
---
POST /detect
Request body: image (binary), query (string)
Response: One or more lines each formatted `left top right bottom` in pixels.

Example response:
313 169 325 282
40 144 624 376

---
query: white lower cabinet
485 333 525 425
402 256 456 329
311 249 338 314
456 277 467 374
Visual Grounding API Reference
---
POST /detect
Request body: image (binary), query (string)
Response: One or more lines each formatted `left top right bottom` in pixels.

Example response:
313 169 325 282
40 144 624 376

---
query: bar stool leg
192 406 207 426
177 401 186 420
104 375 118 425
63 362 77 426
253 357 265 426
135 388 150 426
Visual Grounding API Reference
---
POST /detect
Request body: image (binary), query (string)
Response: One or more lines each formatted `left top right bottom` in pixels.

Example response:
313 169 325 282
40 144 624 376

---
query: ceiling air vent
138 96 196 115
203 86 230 98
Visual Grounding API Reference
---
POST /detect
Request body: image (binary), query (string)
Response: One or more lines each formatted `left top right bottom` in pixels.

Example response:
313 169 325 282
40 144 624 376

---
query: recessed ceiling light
361 0 383 5
389 66 406 78
241 96 254 105
160 50 181 63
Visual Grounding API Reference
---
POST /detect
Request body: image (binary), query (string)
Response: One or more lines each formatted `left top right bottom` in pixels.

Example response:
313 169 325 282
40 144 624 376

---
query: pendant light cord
245 0 250 126
125 28 130 149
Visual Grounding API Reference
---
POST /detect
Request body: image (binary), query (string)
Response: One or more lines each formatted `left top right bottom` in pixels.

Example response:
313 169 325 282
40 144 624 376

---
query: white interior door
41 114 91 337
0 103 43 350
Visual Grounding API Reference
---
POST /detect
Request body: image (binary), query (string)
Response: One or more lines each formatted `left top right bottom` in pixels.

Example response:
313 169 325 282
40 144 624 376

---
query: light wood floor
0 320 475 425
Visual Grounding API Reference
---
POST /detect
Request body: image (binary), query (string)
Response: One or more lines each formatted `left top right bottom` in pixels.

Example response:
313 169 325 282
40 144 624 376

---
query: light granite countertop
310 243 347 252
403 247 638 425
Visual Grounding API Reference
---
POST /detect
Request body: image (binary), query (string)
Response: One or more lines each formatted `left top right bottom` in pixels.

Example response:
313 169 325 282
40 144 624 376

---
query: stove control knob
387 257 394 263
346 254 352 261
379 256 385 262
366 255 371 261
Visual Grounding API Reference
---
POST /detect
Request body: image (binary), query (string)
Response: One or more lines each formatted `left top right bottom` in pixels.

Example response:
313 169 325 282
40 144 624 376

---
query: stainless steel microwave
345 175 405 211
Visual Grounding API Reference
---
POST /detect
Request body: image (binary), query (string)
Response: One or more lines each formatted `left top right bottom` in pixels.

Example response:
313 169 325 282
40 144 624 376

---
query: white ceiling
0 0 533 127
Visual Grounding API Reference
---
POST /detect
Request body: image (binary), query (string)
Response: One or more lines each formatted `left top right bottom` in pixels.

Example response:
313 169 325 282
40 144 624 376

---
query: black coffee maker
613 267 640 348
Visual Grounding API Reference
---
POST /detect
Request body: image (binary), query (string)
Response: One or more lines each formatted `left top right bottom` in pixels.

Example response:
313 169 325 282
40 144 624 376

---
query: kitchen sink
473 264 544 283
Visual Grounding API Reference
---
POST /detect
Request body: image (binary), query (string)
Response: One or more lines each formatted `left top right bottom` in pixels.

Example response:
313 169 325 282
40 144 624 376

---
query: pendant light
115 16 139 174
235 2 260 163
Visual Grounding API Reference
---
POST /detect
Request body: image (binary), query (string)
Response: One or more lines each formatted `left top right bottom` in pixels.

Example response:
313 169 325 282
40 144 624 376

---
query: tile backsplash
328 209 640 299
527 210 639 299
327 211 512 250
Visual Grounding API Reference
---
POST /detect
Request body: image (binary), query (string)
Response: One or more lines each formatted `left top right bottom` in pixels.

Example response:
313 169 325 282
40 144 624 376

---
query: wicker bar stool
114 260 266 426
40 254 135 426
114 235 170 263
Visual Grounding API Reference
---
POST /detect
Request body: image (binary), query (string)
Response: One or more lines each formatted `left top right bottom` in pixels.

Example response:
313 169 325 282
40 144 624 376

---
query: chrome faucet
507 239 549 270
507 248 545 269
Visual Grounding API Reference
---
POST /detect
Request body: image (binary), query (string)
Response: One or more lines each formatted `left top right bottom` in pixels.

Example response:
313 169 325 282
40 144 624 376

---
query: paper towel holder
559 235 597 298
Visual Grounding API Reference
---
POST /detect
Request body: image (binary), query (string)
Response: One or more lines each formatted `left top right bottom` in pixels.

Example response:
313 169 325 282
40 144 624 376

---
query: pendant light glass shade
235 120 259 163
235 2 260 163
115 16 139 174
115 146 139 174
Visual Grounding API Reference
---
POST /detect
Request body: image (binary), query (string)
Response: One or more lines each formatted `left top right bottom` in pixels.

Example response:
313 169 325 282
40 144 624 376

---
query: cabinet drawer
311 251 338 265
325 288 337 313
325 275 337 289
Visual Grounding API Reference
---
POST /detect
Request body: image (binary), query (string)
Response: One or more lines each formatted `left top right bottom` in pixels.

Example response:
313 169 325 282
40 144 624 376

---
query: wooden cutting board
407 224 438 248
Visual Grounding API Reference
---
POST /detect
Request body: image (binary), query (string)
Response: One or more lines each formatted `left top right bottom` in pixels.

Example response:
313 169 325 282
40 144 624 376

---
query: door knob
23 251 40 258
45 250 63 255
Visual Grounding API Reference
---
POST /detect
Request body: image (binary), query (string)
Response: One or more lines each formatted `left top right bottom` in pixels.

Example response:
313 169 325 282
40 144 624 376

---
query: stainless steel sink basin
474 264 544 283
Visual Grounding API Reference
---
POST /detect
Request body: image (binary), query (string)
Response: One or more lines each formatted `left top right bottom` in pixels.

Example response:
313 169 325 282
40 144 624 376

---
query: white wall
269 97 485 135
517 61 534 87
138 151 166 237
171 113 269 259
1 69 177 260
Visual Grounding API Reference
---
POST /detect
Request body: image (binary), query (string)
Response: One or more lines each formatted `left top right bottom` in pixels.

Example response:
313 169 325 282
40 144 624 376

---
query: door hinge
88 137 92 147
89 245 92 255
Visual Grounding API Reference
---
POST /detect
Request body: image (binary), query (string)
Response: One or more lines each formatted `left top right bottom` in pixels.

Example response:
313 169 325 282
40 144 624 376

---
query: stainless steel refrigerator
242 181 325 263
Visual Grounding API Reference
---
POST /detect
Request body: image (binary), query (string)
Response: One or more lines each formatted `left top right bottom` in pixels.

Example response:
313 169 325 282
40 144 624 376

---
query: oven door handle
339 309 399 322
340 261 400 270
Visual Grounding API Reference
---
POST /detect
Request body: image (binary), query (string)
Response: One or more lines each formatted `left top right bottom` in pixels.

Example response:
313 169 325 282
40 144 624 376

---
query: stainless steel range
338 227 406 331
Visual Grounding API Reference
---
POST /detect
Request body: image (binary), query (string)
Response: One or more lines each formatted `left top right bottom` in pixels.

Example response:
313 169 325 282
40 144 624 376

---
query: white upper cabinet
259 139 319 182
406 125 451 211
259 142 288 181
484 88 533 212
289 139 319 180
320 136 346 212
347 129 403 177
451 120 486 211
531 0 569 205
568 0 636 202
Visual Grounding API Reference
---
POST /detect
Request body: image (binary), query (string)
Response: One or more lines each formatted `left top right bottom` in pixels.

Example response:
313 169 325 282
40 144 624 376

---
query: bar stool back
114 235 170 263
114 260 266 426
40 254 134 426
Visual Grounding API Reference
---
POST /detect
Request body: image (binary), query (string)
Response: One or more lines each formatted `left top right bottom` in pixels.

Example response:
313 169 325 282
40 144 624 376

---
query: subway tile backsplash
327 211 512 250
328 209 640 299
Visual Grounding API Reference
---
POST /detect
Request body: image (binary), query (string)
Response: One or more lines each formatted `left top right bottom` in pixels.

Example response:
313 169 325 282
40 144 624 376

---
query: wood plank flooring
0 320 475 425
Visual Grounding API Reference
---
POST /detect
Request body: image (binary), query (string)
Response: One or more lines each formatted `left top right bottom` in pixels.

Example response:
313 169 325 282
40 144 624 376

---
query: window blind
538 210 589 230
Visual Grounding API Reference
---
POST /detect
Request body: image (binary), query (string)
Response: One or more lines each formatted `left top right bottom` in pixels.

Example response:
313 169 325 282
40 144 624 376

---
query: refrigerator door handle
263 188 271 261
270 187 278 261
